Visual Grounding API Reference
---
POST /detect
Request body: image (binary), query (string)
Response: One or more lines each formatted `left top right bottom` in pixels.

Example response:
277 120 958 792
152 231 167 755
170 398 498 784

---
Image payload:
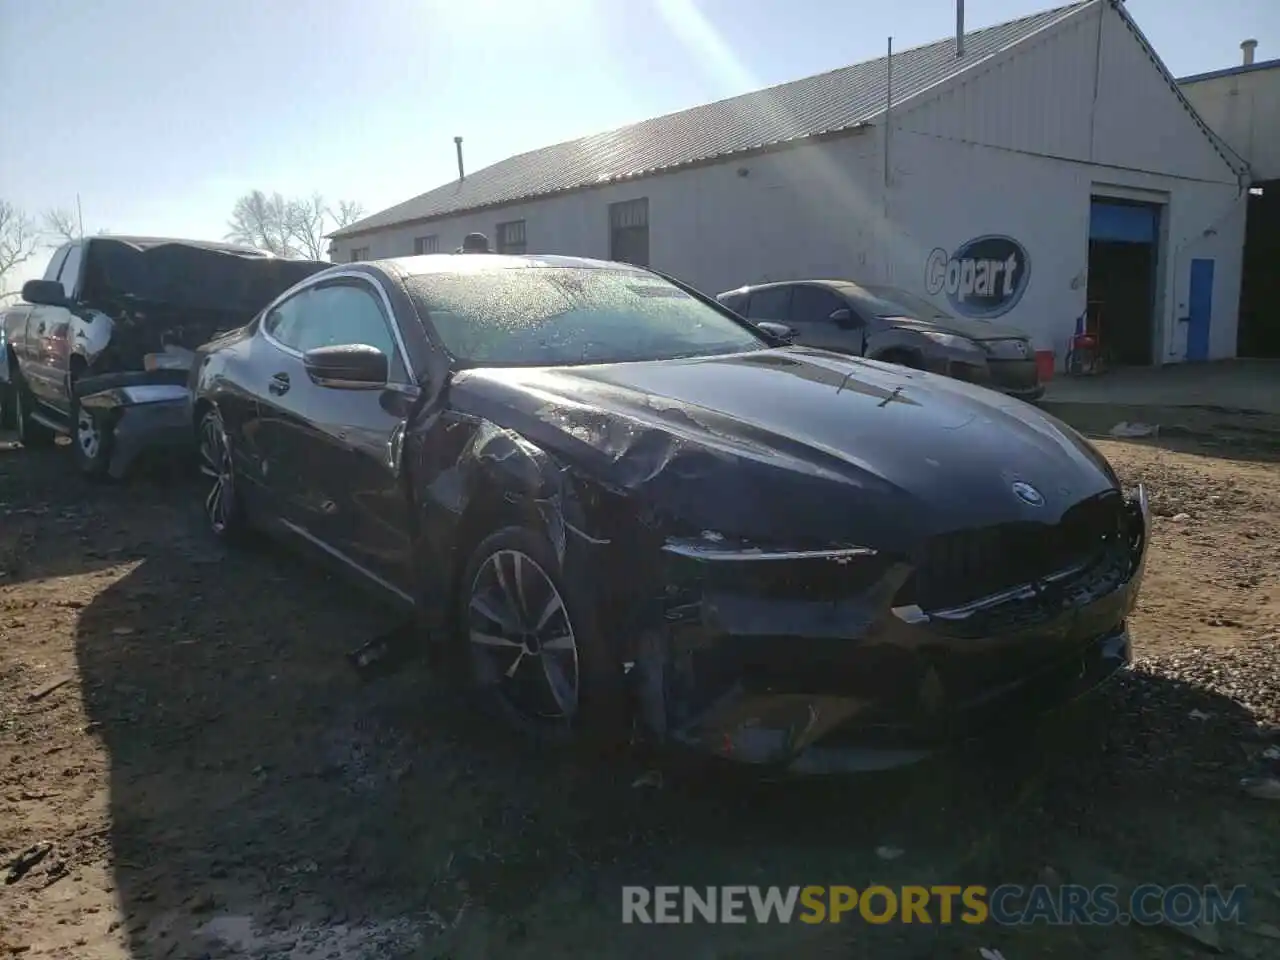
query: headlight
983 338 1033 360
919 330 983 353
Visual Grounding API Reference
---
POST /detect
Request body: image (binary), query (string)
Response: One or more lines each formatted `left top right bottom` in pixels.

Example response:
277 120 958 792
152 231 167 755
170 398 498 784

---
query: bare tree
0 201 40 295
228 190 366 260
332 200 365 230
226 190 294 256
43 207 81 245
285 193 328 260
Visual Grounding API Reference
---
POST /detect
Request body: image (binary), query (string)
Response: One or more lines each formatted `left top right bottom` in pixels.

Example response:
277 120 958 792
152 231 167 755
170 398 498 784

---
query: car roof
377 252 649 278
717 278 856 298
88 235 274 256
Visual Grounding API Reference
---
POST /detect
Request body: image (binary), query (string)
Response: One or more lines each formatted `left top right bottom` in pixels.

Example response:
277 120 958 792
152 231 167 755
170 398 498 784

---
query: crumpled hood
448 347 1117 551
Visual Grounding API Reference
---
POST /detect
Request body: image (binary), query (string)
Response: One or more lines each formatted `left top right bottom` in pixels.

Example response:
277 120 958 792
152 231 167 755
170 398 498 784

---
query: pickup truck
2 236 329 478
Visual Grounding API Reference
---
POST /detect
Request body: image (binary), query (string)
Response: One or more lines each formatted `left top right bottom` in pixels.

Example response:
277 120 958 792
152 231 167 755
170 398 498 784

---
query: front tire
11 369 56 448
70 394 115 479
198 406 250 542
458 525 626 748
875 349 925 370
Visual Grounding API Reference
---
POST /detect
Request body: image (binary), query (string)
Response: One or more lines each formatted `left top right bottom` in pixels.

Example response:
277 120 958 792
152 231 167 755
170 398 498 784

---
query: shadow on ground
5 436 1274 958
1042 402 1280 466
60 476 1276 958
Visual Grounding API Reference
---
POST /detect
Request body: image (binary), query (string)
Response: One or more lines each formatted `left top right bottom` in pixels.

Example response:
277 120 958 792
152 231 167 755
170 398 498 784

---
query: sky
1 0 1275 287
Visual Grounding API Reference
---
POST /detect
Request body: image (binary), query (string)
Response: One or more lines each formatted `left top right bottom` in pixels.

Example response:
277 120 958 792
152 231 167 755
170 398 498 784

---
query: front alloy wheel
467 548 581 724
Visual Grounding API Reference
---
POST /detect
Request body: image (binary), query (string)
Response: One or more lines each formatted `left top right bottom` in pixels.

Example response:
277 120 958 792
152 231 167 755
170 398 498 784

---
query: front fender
407 412 630 648
71 310 114 365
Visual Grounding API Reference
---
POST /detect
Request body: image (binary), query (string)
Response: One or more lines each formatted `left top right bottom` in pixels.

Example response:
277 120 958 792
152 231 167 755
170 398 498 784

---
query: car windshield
404 266 768 366
856 284 953 320
844 284 947 321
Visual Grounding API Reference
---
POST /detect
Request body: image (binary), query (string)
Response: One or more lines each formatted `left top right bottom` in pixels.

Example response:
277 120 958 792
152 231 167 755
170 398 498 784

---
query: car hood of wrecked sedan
445 345 1118 552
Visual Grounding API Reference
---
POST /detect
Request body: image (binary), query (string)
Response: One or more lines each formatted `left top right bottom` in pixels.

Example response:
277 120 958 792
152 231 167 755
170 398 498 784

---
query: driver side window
263 282 408 381
787 285 847 326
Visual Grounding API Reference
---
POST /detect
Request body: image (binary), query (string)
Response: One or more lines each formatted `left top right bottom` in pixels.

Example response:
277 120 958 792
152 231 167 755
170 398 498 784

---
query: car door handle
269 372 290 396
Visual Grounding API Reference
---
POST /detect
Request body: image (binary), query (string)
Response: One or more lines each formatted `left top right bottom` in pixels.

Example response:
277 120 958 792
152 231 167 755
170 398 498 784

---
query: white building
330 0 1249 369
1180 43 1280 358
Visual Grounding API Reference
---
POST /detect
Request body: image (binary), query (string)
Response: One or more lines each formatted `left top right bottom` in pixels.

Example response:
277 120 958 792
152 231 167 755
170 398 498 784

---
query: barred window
349 246 370 262
413 235 439 255
609 198 649 267
496 220 527 254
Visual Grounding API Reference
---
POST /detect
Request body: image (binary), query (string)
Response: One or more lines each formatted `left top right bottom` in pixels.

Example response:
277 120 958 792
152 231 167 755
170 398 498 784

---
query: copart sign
925 235 1030 319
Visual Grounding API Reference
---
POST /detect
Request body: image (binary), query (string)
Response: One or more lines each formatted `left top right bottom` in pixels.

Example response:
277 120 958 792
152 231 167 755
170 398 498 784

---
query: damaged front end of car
628 485 1151 774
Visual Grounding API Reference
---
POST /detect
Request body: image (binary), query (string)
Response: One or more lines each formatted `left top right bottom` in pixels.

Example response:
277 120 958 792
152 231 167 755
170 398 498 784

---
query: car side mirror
755 320 797 344
303 343 388 390
829 308 857 328
22 279 69 308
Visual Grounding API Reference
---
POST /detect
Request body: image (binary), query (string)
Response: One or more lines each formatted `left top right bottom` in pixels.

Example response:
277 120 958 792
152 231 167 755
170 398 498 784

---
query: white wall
1181 65 1280 181
899 0 1236 184
885 129 1246 364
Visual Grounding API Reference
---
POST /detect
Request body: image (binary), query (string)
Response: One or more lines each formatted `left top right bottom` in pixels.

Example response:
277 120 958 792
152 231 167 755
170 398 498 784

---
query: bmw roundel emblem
1012 481 1045 506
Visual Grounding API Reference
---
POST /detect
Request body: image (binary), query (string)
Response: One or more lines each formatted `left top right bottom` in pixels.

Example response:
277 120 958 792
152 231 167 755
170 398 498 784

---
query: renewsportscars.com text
621 884 1247 926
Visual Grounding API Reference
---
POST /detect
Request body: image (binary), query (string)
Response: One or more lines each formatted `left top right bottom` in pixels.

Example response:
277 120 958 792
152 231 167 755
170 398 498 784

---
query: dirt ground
1 425 1278 960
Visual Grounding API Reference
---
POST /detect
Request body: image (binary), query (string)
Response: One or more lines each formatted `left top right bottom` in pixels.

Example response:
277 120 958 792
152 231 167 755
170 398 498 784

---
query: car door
22 242 81 410
257 276 417 593
786 284 866 355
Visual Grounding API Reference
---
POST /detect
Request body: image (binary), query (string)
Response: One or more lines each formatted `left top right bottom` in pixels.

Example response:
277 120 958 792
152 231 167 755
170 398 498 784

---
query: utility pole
76 194 84 238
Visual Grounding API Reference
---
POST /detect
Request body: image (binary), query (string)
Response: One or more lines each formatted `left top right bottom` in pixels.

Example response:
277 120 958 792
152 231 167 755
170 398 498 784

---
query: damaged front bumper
77 372 193 479
634 485 1151 774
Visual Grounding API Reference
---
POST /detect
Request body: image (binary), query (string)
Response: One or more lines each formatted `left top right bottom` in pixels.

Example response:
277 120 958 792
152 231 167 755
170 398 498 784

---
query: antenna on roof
454 136 465 181
956 0 965 58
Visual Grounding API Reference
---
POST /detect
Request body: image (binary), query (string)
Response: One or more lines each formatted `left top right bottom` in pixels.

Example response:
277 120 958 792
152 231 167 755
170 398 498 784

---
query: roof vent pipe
454 136 465 181
1241 39 1257 66
956 1 965 58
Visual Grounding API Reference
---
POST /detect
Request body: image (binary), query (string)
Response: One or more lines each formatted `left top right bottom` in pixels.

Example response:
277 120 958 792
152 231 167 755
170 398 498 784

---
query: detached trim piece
80 383 191 410
662 541 878 562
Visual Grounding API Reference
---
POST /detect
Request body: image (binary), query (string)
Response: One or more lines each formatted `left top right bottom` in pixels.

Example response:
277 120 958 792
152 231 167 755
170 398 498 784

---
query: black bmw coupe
190 254 1150 772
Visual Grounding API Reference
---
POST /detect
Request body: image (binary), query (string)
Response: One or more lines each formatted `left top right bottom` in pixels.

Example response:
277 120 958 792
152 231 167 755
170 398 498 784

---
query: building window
609 198 649 267
413 235 439 255
349 246 370 262
496 220 526 255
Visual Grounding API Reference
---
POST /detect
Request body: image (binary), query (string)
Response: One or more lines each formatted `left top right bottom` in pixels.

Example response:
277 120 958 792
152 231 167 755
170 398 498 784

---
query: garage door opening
1237 180 1280 358
1087 198 1162 366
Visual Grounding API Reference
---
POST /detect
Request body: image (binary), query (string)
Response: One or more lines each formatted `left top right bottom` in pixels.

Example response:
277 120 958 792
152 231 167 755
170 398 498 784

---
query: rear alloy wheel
198 407 248 541
459 526 627 747
70 395 114 478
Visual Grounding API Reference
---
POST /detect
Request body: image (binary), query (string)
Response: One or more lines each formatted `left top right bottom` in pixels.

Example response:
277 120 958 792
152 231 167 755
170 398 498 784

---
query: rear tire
197 406 250 543
12 370 56 448
0 382 14 430
876 349 924 370
70 393 115 479
457 525 627 750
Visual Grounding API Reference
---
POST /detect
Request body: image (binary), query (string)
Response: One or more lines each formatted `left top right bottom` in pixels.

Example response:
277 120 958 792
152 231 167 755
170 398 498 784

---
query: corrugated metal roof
333 2 1090 238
